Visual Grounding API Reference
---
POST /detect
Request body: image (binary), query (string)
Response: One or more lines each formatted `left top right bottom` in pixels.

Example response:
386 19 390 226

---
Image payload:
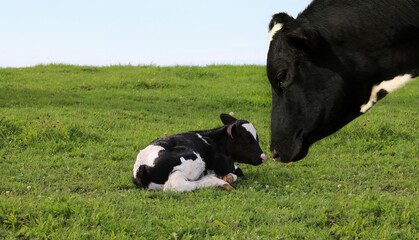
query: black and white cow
132 114 267 192
267 0 419 163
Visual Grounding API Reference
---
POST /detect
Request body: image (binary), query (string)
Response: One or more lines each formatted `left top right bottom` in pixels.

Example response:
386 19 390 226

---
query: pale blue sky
1 0 311 67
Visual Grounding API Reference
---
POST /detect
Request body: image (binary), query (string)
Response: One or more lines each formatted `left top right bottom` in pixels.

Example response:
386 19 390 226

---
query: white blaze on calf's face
242 123 267 162
242 123 257 141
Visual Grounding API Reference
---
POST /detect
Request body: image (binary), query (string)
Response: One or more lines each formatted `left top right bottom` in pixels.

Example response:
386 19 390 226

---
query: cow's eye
276 70 288 89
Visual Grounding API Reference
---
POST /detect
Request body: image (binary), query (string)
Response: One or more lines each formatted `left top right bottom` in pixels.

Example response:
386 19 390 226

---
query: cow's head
220 114 267 165
267 13 362 163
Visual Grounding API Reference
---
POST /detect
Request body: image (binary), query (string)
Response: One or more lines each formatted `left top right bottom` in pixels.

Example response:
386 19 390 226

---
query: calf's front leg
163 171 197 192
195 174 234 190
218 173 238 185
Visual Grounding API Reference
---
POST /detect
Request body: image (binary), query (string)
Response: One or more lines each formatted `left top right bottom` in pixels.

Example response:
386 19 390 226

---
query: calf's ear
226 124 236 139
220 113 237 125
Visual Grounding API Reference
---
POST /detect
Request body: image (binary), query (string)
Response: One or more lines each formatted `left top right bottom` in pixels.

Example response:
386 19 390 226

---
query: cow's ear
220 113 237 125
286 24 320 53
269 12 294 42
287 27 306 41
269 12 294 31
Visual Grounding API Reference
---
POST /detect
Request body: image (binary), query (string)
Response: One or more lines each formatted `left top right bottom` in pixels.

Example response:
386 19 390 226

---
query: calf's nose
260 153 267 162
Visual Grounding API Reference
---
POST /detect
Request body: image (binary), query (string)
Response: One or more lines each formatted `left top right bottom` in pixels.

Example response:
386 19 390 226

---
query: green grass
0 64 418 239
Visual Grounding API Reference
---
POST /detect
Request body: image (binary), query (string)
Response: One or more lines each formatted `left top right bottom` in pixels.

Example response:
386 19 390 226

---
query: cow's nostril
271 149 280 161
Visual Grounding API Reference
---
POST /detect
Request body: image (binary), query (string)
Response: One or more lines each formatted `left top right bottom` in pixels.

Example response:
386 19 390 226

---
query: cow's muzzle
270 138 308 163
271 149 281 162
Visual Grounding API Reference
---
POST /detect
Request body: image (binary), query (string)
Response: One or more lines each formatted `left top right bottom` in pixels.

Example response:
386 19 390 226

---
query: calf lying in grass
132 114 267 192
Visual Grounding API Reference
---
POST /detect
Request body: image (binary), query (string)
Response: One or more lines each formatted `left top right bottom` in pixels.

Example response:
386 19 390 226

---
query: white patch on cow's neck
196 133 210 145
268 23 283 42
242 123 257 141
133 145 165 177
360 74 414 113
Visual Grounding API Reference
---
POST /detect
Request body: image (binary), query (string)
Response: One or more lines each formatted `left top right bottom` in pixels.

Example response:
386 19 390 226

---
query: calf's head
267 13 362 163
220 114 267 165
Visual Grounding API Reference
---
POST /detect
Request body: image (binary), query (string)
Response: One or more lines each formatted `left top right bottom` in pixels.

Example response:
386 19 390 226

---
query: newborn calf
132 114 266 192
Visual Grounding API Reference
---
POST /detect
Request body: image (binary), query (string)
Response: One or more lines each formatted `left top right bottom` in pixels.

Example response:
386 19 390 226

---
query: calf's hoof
221 184 234 191
218 173 236 184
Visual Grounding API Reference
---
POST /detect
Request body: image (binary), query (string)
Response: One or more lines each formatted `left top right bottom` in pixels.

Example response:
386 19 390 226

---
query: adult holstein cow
267 0 419 163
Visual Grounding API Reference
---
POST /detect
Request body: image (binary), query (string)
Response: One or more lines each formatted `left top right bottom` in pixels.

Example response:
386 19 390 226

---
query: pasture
0 65 418 239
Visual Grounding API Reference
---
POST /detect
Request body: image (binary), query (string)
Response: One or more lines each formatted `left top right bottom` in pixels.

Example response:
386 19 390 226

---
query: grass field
0 64 418 239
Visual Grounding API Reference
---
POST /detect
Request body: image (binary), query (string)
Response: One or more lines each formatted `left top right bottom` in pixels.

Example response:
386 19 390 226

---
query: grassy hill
0 65 418 239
